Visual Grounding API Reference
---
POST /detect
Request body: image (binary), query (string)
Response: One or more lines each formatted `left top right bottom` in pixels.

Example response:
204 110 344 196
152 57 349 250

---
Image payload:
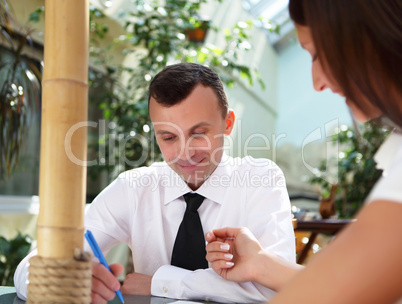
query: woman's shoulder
367 132 402 204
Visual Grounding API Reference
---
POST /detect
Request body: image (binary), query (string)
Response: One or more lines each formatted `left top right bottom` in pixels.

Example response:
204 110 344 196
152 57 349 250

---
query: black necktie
171 193 208 270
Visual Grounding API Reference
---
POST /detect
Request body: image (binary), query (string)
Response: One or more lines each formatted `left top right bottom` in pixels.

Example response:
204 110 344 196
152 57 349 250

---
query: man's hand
91 262 124 304
121 273 152 295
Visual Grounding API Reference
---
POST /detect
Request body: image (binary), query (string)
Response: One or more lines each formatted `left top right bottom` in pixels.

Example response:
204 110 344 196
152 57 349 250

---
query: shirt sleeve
366 155 402 205
13 230 120 301
247 164 296 263
14 249 37 300
151 265 276 303
85 175 134 246
13 173 131 302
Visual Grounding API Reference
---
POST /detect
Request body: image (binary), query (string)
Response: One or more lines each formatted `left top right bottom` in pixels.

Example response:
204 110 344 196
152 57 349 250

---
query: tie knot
183 193 205 212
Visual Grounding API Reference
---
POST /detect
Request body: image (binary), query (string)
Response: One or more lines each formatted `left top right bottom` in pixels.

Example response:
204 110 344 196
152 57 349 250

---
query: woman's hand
206 227 303 291
205 227 264 283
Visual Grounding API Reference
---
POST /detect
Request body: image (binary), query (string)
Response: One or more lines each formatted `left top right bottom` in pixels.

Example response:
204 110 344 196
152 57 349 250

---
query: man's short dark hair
148 62 228 118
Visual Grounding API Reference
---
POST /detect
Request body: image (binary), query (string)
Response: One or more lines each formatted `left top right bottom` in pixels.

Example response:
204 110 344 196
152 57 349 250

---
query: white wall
202 0 279 159
276 39 352 147
202 0 354 193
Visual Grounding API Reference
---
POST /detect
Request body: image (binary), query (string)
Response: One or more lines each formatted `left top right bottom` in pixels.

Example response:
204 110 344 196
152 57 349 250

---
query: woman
205 0 402 303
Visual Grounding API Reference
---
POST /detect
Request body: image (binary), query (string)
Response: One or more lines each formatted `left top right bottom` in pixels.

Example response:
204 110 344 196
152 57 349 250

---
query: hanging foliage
0 0 41 181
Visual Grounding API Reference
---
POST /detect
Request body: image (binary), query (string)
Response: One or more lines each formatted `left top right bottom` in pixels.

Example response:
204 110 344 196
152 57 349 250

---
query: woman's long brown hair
289 0 402 129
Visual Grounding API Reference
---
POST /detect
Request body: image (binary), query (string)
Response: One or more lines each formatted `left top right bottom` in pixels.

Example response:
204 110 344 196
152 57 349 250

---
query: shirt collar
162 153 232 205
162 165 192 204
374 131 402 173
196 153 231 204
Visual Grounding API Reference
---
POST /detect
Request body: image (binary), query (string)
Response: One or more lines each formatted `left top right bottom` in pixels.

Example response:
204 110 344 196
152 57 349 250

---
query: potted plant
310 121 390 218
0 233 32 286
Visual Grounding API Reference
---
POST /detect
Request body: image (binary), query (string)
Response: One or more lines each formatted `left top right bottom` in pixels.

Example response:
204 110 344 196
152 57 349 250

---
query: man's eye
162 136 176 141
192 132 206 138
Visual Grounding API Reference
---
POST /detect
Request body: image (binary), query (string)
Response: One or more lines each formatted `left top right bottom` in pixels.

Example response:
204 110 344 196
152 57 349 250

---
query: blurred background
1 0 387 284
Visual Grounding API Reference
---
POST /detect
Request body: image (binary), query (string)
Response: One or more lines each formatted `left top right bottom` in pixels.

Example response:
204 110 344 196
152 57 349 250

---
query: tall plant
30 1 278 183
87 0 276 181
0 0 41 181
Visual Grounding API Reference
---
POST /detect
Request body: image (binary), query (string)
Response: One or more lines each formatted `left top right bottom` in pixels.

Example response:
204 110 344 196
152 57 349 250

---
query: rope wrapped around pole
27 250 92 304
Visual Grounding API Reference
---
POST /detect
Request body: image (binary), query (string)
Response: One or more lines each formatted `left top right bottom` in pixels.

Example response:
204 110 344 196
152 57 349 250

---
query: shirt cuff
151 265 191 299
14 250 34 301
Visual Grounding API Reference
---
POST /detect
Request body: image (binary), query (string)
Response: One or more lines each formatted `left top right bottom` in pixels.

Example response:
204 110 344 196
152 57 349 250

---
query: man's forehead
153 121 212 133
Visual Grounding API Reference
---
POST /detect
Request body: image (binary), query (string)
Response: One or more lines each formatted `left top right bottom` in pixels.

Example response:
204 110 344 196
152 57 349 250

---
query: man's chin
178 171 209 189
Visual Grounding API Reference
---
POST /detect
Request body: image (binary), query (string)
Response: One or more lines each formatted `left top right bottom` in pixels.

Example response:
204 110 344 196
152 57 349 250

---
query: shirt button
163 287 168 293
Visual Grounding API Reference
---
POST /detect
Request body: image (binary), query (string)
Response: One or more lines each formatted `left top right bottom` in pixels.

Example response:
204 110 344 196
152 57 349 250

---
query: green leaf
0 233 31 286
28 7 44 23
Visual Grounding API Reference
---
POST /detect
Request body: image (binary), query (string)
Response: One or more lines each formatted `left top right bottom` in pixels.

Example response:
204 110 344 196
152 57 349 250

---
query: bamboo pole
37 0 89 259
26 2 91 302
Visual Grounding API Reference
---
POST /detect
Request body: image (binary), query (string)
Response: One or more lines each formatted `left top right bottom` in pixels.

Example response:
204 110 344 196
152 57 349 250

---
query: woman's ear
224 109 235 135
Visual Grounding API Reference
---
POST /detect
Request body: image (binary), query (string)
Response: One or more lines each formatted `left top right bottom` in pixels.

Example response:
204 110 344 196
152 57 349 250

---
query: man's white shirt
15 154 295 303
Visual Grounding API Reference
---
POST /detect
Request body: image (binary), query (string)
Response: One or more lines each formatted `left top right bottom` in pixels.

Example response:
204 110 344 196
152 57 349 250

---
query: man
15 63 295 303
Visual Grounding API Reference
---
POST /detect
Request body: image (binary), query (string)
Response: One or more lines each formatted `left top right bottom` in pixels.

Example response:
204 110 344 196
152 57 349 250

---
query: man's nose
178 138 196 160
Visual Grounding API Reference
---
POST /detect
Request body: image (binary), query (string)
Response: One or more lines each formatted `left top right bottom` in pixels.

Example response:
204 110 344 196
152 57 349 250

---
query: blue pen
85 230 125 303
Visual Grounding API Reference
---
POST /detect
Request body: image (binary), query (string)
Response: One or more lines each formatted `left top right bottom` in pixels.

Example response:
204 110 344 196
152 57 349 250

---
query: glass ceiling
243 0 289 19
242 0 295 52
93 0 295 52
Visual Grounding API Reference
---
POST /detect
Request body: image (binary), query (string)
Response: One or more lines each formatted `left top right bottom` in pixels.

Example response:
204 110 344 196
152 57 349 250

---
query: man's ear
224 109 235 135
